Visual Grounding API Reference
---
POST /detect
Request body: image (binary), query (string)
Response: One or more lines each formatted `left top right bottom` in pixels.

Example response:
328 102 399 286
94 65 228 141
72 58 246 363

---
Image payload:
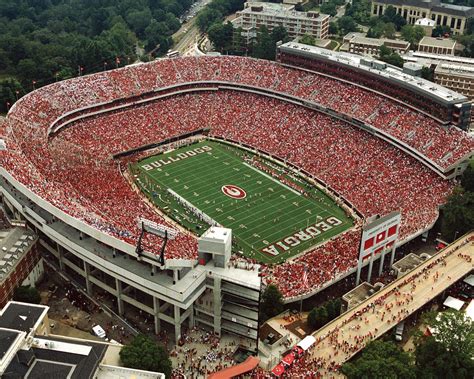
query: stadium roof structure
278 42 469 104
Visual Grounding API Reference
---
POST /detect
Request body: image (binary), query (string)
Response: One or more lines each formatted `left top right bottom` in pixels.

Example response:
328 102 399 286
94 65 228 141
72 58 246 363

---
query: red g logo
222 184 247 199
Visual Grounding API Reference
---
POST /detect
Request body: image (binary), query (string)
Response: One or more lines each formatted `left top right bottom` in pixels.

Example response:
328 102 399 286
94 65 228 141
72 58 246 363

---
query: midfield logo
221 184 247 199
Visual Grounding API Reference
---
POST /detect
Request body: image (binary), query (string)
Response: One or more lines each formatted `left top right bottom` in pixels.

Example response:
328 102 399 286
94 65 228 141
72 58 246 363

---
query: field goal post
136 218 178 265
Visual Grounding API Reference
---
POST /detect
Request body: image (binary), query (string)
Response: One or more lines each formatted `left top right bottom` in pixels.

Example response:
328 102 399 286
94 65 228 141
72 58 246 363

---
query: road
172 0 212 56
286 232 474 377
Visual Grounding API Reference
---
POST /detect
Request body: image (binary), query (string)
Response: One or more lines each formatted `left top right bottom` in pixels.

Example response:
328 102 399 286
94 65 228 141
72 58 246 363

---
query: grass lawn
132 140 353 264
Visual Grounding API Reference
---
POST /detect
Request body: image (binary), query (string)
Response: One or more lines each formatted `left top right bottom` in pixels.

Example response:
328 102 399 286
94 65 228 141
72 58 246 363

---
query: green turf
132 140 353 264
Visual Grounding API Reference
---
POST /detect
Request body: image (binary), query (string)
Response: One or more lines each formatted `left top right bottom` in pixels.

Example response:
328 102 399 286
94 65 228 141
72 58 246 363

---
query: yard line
243 162 301 196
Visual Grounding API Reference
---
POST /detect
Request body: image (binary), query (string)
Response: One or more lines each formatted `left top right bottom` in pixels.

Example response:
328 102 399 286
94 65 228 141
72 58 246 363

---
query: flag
302 265 309 288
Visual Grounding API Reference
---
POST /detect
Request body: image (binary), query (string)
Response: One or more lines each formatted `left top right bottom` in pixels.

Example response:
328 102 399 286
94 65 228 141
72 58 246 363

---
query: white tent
443 296 465 311
463 274 474 287
297 335 316 351
465 300 474 322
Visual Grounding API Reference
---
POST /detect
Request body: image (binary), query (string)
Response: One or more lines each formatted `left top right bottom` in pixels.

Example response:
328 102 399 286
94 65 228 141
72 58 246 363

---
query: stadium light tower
136 218 178 266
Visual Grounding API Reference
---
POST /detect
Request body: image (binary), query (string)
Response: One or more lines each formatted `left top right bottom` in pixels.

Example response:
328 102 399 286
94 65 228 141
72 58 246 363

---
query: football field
133 140 353 264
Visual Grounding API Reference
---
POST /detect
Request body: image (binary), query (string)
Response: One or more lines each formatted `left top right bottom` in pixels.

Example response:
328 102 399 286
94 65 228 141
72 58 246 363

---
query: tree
13 285 41 304
207 22 234 53
271 26 289 45
432 25 451 38
253 26 276 60
341 340 416 379
0 77 23 114
329 21 338 35
383 22 396 38
337 16 358 36
307 307 318 329
379 45 404 68
460 160 474 192
314 306 328 328
260 284 284 322
401 25 425 46
326 299 337 320
440 188 474 241
382 5 406 30
321 2 337 17
426 310 474 357
415 336 474 379
300 34 316 46
414 310 474 379
120 334 171 377
421 66 433 81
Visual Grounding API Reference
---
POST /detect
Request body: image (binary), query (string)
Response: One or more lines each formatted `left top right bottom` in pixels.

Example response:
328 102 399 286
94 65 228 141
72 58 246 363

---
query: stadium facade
1 49 473 346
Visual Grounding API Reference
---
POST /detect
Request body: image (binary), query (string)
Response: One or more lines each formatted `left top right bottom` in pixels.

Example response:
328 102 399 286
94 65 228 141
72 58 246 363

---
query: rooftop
349 35 410 47
402 51 474 66
419 36 456 49
201 227 232 242
278 42 468 104
415 17 436 26
4 335 107 379
0 227 37 283
435 62 474 77
373 0 474 17
239 2 329 21
0 329 22 361
0 302 48 334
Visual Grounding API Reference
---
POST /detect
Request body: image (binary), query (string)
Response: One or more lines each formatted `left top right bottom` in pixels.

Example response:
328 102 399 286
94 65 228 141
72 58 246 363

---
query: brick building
0 227 43 307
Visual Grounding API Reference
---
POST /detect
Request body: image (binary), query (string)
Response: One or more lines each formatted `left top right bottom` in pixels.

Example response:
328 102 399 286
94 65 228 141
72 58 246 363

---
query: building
402 50 474 68
401 51 474 101
418 36 456 55
435 63 474 100
0 226 43 308
371 0 474 35
233 2 330 44
347 35 410 57
415 17 436 35
0 301 165 378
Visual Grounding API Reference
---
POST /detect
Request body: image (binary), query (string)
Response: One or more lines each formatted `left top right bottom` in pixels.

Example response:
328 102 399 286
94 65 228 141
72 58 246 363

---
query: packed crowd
9 56 473 168
2 56 467 298
170 327 245 378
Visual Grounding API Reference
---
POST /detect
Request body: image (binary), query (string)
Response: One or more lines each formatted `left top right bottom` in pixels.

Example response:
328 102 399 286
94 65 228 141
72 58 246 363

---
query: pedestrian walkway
285 232 474 377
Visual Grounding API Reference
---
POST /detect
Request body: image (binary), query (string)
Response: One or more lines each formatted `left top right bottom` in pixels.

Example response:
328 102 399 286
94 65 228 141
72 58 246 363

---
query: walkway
288 232 474 377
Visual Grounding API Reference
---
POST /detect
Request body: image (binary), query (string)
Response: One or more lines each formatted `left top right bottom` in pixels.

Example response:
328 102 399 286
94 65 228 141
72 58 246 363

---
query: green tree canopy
120 334 172 377
260 284 284 322
337 16 358 35
207 22 234 53
379 45 404 67
401 25 425 46
341 340 416 379
382 5 406 30
0 0 197 93
300 34 316 46
440 188 474 241
415 336 474 379
414 310 474 379
13 285 41 304
460 160 474 192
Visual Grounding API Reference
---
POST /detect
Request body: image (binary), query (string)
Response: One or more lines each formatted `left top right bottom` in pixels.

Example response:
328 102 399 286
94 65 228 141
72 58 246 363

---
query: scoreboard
359 211 401 261
356 211 401 284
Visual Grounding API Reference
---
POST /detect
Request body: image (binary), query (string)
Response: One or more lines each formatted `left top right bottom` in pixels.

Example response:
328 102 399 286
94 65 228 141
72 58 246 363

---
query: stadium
0 41 473 358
